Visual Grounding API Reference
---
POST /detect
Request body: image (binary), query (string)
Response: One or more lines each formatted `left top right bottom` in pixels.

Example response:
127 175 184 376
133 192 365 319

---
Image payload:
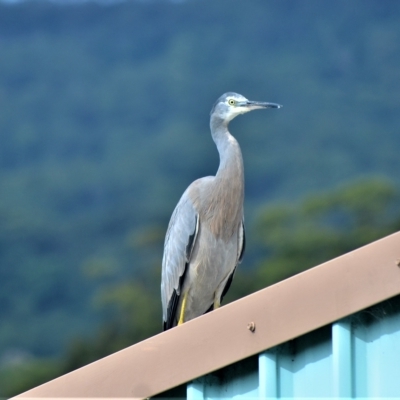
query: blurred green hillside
1 0 400 396
2 179 400 397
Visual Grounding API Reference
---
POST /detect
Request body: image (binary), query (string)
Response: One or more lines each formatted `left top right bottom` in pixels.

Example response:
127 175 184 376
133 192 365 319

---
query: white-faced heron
161 92 282 330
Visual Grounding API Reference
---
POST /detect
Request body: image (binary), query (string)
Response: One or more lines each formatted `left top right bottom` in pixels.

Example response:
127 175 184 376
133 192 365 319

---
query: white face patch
211 93 255 122
224 95 251 122
226 95 248 107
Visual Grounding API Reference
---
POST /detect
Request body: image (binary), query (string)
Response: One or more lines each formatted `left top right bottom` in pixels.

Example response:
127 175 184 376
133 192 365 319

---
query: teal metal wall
158 295 400 399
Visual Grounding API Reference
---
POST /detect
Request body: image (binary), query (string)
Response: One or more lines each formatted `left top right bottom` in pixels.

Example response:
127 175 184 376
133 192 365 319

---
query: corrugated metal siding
168 295 400 399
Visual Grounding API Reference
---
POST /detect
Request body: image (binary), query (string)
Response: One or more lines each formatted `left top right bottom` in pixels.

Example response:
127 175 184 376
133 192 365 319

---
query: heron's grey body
161 92 281 330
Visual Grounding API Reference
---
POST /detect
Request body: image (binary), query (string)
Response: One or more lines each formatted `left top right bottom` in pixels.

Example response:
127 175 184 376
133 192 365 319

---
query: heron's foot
178 292 188 325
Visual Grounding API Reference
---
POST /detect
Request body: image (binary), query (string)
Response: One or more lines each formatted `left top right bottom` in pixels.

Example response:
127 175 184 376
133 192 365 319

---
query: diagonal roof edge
14 231 400 399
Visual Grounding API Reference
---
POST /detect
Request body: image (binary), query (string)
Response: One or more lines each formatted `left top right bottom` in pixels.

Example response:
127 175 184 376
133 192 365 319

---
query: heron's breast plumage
190 140 244 240
181 222 239 321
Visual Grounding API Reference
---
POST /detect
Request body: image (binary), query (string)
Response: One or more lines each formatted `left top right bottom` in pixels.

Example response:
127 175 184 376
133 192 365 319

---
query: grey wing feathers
238 220 246 263
161 191 199 329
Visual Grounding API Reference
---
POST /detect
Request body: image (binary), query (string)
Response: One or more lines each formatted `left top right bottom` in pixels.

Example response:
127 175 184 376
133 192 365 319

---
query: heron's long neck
208 117 244 237
213 127 244 186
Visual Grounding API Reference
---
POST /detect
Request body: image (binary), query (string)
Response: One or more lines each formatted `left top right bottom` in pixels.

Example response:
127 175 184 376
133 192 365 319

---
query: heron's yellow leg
213 298 220 310
178 292 188 325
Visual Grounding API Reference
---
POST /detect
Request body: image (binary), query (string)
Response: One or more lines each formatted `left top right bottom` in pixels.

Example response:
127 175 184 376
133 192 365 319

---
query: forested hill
0 0 400 365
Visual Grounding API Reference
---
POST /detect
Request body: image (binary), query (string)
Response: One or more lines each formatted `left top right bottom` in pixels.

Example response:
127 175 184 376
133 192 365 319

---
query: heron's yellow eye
228 99 236 106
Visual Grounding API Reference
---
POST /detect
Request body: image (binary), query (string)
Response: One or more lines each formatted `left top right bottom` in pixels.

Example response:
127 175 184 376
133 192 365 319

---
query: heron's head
210 92 282 124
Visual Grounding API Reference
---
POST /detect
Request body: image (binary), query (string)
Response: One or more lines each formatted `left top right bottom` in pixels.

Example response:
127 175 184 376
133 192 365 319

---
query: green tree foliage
255 179 400 287
0 358 62 398
2 177 400 397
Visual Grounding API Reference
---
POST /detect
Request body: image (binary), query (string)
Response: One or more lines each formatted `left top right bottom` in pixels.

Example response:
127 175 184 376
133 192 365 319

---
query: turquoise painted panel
187 378 205 400
353 297 400 398
332 319 352 397
277 325 333 398
202 355 259 399
203 371 258 399
258 351 278 399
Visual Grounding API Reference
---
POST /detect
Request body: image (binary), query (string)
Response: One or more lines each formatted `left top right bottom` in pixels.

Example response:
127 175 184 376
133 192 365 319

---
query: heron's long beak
244 100 282 109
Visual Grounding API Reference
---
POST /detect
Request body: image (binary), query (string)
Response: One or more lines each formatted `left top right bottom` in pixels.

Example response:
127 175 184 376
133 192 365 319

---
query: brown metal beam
14 231 400 399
